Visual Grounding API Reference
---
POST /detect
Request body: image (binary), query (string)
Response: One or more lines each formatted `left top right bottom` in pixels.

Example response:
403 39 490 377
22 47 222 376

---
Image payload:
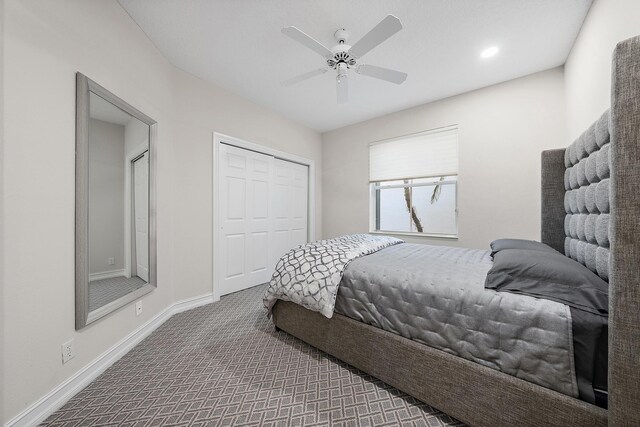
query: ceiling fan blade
282 26 333 58
281 67 328 87
337 75 348 104
349 15 402 59
356 64 407 84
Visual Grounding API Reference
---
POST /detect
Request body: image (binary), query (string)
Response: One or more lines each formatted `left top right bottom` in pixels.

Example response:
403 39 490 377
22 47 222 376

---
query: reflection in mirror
88 93 150 312
76 72 156 329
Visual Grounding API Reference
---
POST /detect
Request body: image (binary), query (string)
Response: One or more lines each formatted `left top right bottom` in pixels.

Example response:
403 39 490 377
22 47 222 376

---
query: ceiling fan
280 15 408 104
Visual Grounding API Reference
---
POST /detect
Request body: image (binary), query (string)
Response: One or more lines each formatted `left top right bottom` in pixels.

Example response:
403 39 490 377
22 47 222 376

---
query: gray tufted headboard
541 35 640 424
563 110 611 281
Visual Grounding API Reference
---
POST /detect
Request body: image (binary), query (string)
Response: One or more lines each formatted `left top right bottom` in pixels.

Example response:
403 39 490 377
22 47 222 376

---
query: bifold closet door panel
219 144 273 295
133 151 150 282
271 158 309 269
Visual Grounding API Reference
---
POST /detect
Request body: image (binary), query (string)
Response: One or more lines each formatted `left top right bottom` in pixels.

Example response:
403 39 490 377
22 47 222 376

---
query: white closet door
133 152 149 282
271 158 308 269
219 144 273 295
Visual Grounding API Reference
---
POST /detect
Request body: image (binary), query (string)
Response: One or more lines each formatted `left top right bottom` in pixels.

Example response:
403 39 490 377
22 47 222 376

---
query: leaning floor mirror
75 73 157 330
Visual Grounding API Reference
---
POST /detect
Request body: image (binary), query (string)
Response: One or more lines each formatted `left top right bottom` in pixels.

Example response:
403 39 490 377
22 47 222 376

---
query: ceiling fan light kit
281 15 408 104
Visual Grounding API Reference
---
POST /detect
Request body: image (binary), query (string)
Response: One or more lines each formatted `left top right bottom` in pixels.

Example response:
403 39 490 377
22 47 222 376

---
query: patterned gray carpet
42 284 463 426
89 276 147 311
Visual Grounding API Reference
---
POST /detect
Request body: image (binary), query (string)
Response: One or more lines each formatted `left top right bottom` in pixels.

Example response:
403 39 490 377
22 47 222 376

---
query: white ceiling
118 0 592 132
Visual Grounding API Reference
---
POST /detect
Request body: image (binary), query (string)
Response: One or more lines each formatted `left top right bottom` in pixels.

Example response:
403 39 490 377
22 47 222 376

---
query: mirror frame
75 72 157 330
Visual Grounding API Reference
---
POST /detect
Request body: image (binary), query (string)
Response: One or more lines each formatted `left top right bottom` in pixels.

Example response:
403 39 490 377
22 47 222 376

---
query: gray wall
322 68 566 249
565 0 640 139
88 118 125 276
3 0 322 422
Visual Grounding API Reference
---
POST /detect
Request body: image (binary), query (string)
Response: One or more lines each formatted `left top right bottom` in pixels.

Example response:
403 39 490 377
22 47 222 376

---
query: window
369 126 458 237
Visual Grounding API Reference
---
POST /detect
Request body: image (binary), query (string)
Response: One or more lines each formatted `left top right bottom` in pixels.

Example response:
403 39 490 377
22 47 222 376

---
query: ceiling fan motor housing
327 41 356 69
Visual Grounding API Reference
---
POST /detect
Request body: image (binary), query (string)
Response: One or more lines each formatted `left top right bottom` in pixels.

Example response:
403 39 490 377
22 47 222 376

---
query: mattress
333 243 579 397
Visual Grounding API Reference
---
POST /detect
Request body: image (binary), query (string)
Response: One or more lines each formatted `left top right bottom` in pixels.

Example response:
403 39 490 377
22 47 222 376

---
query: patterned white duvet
263 234 402 318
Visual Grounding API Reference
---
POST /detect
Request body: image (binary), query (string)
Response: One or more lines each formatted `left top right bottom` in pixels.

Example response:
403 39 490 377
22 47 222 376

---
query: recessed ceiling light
480 46 499 59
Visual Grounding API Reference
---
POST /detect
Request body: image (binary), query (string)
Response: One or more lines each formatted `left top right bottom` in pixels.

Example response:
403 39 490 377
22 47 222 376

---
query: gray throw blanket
263 234 403 318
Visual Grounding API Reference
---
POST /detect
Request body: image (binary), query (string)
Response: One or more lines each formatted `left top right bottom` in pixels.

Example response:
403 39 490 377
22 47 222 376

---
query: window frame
369 176 458 239
368 126 460 239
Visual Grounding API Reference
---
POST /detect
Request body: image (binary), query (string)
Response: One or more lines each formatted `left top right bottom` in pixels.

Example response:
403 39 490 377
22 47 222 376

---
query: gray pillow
485 249 608 315
490 238 558 258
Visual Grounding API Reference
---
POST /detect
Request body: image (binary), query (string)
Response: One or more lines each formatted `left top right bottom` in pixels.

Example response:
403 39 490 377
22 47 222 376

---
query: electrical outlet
135 300 142 316
107 257 115 265
61 339 75 364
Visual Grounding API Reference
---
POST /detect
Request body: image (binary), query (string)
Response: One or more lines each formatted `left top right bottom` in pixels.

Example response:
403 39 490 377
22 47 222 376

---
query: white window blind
369 126 458 182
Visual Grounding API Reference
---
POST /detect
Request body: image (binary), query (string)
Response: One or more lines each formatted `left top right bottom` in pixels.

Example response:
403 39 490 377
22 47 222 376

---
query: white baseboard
88 269 125 281
5 293 216 427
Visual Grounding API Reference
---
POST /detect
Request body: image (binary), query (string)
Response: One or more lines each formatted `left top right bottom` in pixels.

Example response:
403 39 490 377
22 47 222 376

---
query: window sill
370 230 458 240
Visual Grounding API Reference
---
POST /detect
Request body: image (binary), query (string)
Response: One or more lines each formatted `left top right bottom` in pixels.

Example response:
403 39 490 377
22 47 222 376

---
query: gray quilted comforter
334 243 579 398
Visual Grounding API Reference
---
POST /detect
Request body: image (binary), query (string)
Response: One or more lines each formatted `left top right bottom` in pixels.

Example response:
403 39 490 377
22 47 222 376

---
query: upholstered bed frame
273 36 640 426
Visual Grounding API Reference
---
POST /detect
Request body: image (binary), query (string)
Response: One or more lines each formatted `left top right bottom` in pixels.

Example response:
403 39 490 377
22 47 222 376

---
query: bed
266 35 640 427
